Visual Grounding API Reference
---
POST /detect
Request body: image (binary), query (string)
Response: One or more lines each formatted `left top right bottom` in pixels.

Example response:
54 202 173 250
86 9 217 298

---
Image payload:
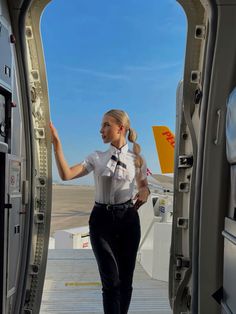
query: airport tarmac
51 184 95 236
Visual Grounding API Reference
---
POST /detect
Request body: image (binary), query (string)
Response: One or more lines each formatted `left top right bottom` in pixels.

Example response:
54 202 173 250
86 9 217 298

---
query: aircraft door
223 87 236 313
0 155 22 314
0 87 22 314
5 156 22 313
0 92 7 313
0 1 52 312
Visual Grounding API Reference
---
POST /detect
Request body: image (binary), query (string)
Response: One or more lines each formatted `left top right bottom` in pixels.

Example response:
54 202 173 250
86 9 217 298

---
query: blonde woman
50 109 150 314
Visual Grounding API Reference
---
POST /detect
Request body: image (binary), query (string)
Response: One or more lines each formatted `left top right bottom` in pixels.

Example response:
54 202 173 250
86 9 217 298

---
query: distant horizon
52 172 174 187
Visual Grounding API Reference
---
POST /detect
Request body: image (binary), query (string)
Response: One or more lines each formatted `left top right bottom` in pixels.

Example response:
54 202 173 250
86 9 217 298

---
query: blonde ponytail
128 127 143 169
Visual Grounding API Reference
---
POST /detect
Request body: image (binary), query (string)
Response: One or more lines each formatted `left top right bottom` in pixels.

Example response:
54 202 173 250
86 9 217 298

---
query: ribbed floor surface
40 249 172 314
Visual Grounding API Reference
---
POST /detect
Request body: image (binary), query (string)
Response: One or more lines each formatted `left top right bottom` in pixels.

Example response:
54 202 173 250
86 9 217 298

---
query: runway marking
65 282 101 287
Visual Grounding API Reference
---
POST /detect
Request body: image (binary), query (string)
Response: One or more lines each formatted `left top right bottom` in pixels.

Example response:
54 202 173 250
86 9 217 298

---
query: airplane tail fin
152 126 175 174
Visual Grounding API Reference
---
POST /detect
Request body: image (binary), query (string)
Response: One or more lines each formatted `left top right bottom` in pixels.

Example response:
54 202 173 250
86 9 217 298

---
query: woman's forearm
137 178 150 194
53 141 71 180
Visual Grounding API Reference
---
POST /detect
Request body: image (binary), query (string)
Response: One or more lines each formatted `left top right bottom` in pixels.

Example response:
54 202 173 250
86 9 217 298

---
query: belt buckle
106 204 112 211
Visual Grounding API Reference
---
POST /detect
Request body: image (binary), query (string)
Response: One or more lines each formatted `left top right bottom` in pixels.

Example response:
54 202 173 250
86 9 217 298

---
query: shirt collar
110 143 129 154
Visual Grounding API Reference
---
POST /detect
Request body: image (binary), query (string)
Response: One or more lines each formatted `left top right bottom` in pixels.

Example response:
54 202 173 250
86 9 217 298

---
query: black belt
95 199 133 211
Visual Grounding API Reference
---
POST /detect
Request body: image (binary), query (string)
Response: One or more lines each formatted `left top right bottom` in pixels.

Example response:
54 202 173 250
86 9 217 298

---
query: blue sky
41 0 186 185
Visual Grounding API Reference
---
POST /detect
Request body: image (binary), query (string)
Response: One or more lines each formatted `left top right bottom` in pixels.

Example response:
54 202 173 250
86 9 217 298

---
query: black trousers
89 203 141 314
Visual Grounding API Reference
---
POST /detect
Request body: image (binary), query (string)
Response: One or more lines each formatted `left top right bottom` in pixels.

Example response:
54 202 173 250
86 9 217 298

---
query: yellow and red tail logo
152 126 175 173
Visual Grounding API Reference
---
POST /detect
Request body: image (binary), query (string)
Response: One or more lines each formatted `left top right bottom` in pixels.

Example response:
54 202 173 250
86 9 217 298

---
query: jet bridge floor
40 249 172 314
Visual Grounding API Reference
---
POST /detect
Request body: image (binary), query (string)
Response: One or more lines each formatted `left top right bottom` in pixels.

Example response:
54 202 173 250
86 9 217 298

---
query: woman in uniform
50 109 150 314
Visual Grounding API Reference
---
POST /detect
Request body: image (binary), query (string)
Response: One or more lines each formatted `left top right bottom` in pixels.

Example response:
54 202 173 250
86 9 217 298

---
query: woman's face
100 115 124 144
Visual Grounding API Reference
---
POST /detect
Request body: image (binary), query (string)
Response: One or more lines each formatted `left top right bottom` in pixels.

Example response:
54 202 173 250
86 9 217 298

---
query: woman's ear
119 125 126 135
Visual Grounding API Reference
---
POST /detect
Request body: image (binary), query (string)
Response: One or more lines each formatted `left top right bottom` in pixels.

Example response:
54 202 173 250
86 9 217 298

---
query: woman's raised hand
49 121 60 148
49 121 86 180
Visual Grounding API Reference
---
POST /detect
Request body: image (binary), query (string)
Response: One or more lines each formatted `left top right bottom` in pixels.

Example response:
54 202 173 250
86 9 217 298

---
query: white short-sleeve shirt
81 143 147 204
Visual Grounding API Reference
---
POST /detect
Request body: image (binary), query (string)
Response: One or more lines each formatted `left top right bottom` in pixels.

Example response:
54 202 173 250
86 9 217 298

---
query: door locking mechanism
178 155 193 168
